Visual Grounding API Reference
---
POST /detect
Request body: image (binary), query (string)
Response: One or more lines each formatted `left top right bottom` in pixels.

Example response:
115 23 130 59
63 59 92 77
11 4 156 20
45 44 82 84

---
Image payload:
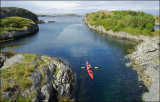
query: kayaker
88 65 92 70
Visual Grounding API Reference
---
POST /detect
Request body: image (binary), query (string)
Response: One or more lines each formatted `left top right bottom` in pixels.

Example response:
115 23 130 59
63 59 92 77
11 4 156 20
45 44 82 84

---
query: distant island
37 14 80 17
49 14 80 17
37 14 47 17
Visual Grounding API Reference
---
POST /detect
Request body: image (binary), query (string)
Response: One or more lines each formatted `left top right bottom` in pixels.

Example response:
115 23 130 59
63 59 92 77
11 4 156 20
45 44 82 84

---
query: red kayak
86 60 93 79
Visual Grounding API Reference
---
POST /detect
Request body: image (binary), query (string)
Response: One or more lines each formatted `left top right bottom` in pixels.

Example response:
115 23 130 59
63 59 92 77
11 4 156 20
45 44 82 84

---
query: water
1 16 148 101
154 25 160 30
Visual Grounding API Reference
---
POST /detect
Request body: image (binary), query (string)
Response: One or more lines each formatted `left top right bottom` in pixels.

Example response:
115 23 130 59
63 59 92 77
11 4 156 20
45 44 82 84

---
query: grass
0 53 41 101
0 53 60 101
7 45 22 49
59 96 71 102
53 67 60 75
0 17 35 36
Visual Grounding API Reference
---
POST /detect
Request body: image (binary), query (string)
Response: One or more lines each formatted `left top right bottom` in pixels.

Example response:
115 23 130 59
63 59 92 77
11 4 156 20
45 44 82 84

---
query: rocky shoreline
0 52 74 102
0 24 39 40
83 15 159 101
0 7 39 42
128 37 159 101
82 15 151 43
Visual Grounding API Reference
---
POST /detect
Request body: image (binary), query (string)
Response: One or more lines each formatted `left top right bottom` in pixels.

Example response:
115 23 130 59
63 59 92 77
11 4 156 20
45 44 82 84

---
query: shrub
86 10 156 36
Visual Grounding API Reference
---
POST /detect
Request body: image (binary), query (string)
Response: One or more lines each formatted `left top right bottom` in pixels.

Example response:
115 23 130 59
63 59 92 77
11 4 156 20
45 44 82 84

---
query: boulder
48 21 55 23
38 20 45 24
1 54 24 69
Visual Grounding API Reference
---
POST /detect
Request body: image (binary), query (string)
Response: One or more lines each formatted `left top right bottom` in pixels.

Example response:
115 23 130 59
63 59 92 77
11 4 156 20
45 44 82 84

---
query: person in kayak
88 65 92 70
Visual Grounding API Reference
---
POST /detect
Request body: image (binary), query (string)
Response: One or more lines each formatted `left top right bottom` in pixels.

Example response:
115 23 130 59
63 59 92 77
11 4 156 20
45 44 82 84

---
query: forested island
37 14 80 17
84 10 158 36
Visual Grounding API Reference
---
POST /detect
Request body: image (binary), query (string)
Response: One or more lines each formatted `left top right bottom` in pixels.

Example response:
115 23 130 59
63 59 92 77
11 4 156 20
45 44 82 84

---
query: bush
101 14 106 19
87 10 156 36
145 23 154 32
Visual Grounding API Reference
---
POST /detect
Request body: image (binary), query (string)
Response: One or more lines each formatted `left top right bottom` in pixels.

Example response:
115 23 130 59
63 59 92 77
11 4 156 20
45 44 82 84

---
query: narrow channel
1 16 148 101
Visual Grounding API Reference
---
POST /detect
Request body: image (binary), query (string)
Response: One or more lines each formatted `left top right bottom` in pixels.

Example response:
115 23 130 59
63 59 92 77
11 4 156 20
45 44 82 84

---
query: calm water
1 16 148 101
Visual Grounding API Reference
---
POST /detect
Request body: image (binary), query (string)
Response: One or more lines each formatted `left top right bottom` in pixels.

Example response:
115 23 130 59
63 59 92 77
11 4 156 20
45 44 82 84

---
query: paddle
94 67 98 69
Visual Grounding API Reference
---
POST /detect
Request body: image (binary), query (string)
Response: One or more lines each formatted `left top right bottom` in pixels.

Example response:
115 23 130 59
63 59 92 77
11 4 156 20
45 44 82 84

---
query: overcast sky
1 1 159 15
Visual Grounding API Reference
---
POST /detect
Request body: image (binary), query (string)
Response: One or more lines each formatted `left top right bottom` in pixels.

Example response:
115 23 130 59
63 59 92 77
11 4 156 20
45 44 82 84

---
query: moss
40 71 46 88
41 56 51 62
16 90 36 102
59 96 71 102
53 68 60 75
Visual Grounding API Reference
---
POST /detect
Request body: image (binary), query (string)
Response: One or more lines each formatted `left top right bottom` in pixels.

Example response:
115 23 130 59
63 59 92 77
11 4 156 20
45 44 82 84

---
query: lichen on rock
0 52 74 102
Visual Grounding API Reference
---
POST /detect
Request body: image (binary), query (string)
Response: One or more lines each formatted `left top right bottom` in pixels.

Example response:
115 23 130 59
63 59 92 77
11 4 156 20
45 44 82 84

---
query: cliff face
0 52 74 102
128 37 159 101
1 7 38 23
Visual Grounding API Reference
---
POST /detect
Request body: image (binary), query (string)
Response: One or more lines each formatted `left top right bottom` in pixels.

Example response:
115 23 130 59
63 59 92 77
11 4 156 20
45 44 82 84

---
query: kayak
86 60 93 79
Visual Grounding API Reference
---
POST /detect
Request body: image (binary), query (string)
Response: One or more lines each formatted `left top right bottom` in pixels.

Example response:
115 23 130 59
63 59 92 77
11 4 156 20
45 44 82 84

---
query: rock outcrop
1 7 38 23
82 15 151 43
0 52 74 102
48 21 55 23
0 24 39 40
0 7 39 41
38 20 45 24
128 37 159 101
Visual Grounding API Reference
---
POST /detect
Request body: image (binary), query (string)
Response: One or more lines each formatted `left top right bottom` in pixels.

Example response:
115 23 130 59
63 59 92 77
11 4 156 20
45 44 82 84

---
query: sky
1 1 159 15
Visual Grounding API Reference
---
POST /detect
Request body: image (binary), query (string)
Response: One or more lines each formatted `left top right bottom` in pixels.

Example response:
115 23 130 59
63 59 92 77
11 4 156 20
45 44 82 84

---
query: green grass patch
0 17 35 36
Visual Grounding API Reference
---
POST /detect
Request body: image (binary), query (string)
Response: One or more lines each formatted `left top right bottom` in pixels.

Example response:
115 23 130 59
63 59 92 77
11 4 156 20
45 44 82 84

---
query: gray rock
0 52 9 68
41 84 53 102
1 54 24 69
128 37 159 101
4 92 12 99
48 62 56 75
29 71 42 90
48 21 55 23
38 20 45 24
22 89 31 97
